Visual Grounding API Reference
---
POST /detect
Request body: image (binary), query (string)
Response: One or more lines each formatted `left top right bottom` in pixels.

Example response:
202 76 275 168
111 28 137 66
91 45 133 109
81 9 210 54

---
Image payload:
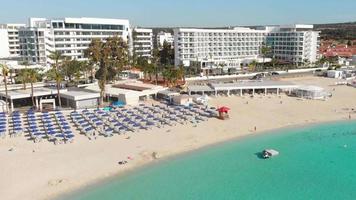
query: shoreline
1 76 355 200
56 118 356 200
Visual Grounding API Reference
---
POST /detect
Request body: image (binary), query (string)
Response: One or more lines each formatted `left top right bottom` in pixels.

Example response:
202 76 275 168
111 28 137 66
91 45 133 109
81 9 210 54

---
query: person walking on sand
349 113 352 120
254 126 257 132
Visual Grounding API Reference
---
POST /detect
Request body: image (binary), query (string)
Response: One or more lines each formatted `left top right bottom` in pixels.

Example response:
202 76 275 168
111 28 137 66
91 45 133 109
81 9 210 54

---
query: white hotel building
0 24 26 58
19 17 131 65
174 24 320 72
132 28 153 59
266 24 320 65
157 31 174 48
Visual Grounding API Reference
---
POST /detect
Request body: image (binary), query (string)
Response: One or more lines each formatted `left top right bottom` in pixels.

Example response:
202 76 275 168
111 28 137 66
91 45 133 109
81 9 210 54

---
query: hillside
314 22 356 40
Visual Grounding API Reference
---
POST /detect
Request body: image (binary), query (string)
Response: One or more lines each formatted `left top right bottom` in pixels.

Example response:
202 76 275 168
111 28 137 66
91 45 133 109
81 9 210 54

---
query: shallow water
65 121 356 200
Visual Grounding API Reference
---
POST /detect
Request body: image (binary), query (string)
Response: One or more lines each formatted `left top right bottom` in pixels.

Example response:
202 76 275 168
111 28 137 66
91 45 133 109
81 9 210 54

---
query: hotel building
156 31 174 48
266 24 320 65
19 17 131 65
0 24 26 58
132 28 153 59
174 24 320 72
174 27 268 72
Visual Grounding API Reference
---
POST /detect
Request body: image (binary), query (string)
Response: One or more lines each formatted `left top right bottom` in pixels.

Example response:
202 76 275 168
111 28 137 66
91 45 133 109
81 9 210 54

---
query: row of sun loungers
69 103 217 138
26 110 74 144
10 111 23 137
0 103 217 142
0 112 7 138
0 111 24 138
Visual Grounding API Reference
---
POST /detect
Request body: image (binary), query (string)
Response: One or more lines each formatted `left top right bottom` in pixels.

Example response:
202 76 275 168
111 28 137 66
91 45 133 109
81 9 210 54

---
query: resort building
174 24 320 72
265 24 320 65
19 17 132 65
174 27 268 73
133 28 153 59
0 24 26 58
157 31 174 48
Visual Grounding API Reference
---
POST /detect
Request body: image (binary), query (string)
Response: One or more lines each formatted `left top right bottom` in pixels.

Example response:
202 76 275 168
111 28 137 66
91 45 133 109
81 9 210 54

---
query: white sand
0 76 355 200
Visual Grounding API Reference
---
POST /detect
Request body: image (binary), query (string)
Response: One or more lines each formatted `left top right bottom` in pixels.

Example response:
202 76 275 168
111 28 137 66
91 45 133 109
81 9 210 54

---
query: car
251 75 263 80
271 72 279 75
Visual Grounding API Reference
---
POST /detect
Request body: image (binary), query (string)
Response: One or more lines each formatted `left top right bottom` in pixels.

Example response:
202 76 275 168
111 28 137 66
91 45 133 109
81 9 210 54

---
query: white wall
0 29 10 58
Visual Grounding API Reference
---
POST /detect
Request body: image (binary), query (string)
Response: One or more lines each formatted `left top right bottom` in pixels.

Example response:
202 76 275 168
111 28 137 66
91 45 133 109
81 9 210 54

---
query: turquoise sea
64 121 356 200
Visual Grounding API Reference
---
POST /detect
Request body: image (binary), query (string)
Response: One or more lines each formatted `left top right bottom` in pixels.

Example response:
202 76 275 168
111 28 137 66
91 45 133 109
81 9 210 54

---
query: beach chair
54 134 65 145
82 127 95 137
0 128 6 139
64 130 75 143
12 125 23 137
99 126 114 137
30 130 45 143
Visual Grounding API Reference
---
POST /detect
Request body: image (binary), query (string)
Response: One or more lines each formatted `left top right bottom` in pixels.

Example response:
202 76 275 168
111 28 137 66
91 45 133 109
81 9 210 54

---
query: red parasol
217 106 230 113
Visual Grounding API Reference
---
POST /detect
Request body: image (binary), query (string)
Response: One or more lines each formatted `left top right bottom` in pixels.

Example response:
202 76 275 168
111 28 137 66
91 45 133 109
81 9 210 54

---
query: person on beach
349 113 351 120
254 126 257 132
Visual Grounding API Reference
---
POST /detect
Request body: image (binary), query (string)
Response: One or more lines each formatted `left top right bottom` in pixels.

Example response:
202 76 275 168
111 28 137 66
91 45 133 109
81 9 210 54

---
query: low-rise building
61 88 100 109
86 80 166 106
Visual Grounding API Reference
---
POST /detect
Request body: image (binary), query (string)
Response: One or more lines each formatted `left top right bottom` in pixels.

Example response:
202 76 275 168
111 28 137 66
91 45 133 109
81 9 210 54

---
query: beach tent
293 86 331 100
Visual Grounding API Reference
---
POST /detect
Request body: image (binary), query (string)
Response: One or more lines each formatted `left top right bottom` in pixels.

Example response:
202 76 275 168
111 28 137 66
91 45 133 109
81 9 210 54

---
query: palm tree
86 36 129 105
178 65 186 83
218 63 227 75
17 69 29 89
48 51 65 107
0 64 9 113
261 44 271 70
317 57 327 67
27 69 39 109
152 48 160 85
248 60 258 72
271 57 278 70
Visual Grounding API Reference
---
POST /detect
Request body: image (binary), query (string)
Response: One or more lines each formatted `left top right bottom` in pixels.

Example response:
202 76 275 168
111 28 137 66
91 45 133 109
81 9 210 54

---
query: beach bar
0 87 66 111
188 80 298 96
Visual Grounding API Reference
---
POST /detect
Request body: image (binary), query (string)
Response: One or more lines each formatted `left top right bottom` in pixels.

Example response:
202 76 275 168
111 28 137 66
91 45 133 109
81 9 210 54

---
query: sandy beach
1 76 355 200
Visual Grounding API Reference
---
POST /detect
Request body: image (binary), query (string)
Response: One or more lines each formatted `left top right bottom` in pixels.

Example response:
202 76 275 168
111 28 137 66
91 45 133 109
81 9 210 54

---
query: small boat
262 149 279 159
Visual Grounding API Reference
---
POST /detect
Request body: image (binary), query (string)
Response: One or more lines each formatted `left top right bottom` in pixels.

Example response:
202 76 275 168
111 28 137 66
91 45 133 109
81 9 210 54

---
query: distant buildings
156 31 174 48
174 24 320 72
320 43 356 58
0 24 25 58
132 28 153 59
18 17 131 65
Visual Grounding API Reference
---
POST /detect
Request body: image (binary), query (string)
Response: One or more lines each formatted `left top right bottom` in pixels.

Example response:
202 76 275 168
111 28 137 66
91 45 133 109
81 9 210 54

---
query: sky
0 0 355 27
